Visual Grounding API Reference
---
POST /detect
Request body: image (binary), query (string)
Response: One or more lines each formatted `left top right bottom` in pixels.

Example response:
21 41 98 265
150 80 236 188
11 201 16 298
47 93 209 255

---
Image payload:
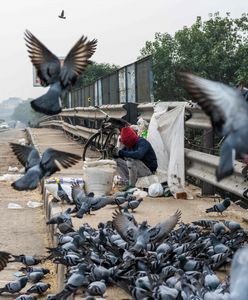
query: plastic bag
148 183 164 198
27 201 43 208
8 203 22 209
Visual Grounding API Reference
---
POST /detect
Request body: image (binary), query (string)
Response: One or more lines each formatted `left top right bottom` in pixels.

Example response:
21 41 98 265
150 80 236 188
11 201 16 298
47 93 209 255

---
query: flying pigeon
58 10 66 19
24 30 97 115
10 143 81 190
178 72 248 181
230 246 248 300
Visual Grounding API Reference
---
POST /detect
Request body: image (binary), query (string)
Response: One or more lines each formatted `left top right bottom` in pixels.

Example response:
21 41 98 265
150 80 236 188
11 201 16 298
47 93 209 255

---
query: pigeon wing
71 184 85 205
24 30 61 86
112 210 138 243
40 148 81 175
0 251 11 271
9 143 38 167
178 72 248 135
148 210 181 243
60 35 97 87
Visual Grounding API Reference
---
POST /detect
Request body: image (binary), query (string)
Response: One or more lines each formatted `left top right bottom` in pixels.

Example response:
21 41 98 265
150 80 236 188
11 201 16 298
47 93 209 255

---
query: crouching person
113 127 158 190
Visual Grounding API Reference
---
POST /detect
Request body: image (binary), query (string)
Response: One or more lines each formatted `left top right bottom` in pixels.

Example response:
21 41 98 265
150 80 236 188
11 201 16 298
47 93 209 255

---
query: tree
75 62 119 88
11 99 44 126
140 12 248 101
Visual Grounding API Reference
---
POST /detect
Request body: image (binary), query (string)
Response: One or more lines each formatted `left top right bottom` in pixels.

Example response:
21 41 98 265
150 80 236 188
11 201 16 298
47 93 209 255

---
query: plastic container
83 159 117 197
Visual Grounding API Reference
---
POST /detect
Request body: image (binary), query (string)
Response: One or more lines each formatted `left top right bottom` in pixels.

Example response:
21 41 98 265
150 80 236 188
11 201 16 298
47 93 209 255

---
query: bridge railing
38 102 248 202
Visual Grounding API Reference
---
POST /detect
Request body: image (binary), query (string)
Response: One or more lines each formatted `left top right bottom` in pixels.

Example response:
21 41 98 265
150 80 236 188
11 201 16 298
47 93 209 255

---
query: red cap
120 127 139 149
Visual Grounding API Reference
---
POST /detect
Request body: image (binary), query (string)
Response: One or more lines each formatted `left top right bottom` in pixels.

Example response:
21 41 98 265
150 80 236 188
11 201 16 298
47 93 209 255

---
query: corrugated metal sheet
98 80 103 106
119 68 126 103
102 77 110 104
109 72 119 104
136 58 153 103
126 64 136 103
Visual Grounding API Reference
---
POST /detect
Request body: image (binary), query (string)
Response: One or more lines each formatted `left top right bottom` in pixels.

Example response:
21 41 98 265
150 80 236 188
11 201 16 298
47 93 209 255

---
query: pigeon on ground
205 198 231 214
0 276 28 294
10 143 81 190
178 72 248 181
11 254 42 266
15 295 37 300
56 180 72 204
86 281 107 297
123 198 143 212
26 282 51 294
58 10 66 19
24 30 97 115
54 263 88 299
112 209 181 251
230 246 248 300
27 271 46 283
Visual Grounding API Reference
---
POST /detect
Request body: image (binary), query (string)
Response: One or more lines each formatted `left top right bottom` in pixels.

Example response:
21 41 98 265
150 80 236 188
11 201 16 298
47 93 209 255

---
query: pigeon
15 295 37 300
56 180 72 204
26 282 51 294
205 198 231 214
27 271 46 283
0 251 11 271
123 198 143 212
10 254 42 266
0 276 28 294
54 263 88 299
86 281 106 297
230 246 248 300
10 143 81 190
24 30 97 115
58 10 66 19
112 209 181 250
178 72 248 181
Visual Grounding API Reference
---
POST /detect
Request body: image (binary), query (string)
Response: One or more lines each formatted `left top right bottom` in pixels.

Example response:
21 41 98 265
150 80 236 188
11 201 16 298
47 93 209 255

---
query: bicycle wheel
104 128 120 159
82 132 106 161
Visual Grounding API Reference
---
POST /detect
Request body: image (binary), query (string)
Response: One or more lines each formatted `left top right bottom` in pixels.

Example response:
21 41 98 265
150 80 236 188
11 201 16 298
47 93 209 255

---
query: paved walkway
0 129 56 299
29 127 248 299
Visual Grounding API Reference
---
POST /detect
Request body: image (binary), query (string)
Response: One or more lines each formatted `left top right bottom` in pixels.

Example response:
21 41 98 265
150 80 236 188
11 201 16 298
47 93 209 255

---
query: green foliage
75 62 120 87
11 99 44 126
140 12 248 101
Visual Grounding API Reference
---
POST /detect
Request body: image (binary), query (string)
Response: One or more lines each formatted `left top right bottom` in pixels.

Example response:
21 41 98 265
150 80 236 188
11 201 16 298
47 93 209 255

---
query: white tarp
147 102 186 197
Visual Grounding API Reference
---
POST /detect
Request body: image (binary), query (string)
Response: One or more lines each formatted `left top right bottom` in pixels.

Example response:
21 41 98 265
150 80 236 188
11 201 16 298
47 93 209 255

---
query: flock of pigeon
0 184 247 299
0 24 247 300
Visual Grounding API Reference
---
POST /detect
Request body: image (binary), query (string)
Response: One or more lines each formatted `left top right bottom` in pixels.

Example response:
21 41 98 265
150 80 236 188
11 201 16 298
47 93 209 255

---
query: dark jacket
119 137 158 172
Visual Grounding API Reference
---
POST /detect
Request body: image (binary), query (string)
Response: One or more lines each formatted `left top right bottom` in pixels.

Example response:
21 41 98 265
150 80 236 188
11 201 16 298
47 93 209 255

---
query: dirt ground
0 129 57 299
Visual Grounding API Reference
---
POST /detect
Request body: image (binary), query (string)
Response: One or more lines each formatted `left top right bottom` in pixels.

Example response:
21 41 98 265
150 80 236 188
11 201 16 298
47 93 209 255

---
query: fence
38 102 248 203
63 56 153 108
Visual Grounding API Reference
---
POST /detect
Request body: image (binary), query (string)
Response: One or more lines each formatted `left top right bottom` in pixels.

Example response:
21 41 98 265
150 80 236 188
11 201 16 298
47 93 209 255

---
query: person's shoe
121 185 135 192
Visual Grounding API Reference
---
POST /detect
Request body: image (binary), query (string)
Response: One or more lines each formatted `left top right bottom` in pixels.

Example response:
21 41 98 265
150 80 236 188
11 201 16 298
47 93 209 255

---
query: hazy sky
0 0 247 101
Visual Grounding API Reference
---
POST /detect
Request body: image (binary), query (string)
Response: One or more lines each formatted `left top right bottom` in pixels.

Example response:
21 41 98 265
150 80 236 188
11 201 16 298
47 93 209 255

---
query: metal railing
38 102 248 202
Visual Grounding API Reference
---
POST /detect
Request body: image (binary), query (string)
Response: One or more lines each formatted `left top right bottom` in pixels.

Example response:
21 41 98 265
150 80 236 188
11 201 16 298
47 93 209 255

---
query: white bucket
84 160 117 197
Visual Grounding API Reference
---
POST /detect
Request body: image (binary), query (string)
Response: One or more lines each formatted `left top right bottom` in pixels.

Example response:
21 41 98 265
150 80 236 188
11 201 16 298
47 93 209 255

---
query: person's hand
112 147 120 158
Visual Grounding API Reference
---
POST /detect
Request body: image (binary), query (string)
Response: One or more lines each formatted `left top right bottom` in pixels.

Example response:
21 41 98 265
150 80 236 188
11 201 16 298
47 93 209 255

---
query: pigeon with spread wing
24 30 97 115
178 72 248 181
112 209 181 252
10 143 81 190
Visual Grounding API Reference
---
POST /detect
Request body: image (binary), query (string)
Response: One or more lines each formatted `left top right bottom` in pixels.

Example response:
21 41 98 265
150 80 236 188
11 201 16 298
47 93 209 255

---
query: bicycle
82 106 129 161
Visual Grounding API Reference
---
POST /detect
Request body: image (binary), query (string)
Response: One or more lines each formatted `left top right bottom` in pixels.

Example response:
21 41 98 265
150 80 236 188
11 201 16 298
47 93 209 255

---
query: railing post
202 129 215 196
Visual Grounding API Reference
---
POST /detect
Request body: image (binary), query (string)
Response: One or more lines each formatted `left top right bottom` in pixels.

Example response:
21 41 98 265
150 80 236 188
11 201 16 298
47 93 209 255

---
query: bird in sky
58 10 66 19
24 30 97 115
178 72 248 181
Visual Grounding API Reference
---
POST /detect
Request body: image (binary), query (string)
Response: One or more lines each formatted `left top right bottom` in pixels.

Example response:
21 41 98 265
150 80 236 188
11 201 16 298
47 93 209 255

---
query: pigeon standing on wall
10 143 81 191
58 10 66 19
24 30 97 115
178 72 248 181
